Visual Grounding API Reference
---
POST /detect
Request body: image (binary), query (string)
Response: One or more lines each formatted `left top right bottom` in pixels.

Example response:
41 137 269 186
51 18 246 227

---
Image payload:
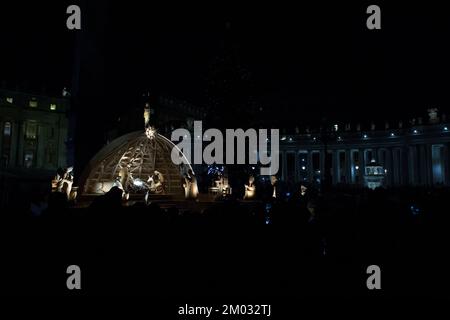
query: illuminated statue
183 169 199 199
116 166 131 200
213 173 231 198
300 184 307 197
147 170 165 194
53 167 74 200
428 108 439 124
271 175 278 199
113 176 124 190
62 87 71 97
118 166 130 188
143 102 157 139
215 173 224 193
244 176 256 200
144 171 165 204
144 102 151 128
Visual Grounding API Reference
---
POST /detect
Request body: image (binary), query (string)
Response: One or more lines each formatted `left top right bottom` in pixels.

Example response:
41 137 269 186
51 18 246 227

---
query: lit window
50 104 57 111
6 97 13 104
29 100 38 108
3 122 11 136
25 121 38 139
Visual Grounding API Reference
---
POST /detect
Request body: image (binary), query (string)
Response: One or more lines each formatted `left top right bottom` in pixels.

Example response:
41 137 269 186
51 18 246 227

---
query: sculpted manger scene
76 104 198 203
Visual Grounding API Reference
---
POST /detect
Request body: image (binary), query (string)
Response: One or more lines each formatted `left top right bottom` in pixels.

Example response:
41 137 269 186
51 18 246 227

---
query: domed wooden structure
79 130 193 198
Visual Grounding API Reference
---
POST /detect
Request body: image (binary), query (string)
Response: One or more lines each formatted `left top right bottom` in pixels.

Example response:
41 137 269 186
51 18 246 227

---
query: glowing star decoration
146 126 156 140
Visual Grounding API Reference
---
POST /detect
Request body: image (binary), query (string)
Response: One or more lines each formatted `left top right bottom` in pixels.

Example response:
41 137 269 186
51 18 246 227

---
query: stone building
0 89 71 207
279 117 450 188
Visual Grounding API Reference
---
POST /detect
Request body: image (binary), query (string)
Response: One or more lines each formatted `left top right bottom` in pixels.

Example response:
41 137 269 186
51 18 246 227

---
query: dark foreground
1 187 449 298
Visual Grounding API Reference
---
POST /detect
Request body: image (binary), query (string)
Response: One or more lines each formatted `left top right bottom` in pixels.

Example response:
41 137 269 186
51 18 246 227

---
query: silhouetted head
47 191 68 210
104 186 123 206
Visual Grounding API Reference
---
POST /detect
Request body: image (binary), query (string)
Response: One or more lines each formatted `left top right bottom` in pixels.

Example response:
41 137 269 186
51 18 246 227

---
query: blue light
390 132 395 137
133 179 144 187
444 127 449 131
410 205 421 216
363 134 368 139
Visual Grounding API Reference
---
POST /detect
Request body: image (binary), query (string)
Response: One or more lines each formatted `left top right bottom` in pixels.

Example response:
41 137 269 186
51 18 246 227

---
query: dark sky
1 2 450 127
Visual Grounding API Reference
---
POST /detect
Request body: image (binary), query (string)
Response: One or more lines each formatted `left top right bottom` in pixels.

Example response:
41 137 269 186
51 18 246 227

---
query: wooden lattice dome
79 131 193 197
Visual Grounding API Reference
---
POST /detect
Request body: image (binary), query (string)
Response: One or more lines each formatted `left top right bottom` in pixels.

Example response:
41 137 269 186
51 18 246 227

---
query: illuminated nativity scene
74 105 198 203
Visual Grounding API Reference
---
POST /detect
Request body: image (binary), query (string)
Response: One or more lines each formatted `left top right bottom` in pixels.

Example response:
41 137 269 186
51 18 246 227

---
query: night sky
1 2 449 128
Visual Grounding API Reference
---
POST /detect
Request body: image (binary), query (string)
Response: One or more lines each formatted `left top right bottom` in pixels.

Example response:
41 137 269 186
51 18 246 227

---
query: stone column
377 148 389 186
294 152 300 183
57 117 68 169
36 123 46 169
0 120 3 156
419 145 427 186
401 146 409 185
345 149 352 184
282 151 287 181
349 150 356 184
359 148 366 186
16 121 25 167
308 150 314 183
426 144 433 186
333 150 340 185
444 143 450 186
9 121 17 167
408 145 418 186
320 149 325 182
391 148 401 186
386 148 394 187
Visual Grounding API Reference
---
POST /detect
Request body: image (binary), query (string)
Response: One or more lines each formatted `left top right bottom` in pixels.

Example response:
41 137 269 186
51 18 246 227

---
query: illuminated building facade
0 89 71 173
279 118 450 187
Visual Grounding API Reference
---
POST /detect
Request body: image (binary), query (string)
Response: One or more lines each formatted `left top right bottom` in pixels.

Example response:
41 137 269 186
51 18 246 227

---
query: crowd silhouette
1 183 449 297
